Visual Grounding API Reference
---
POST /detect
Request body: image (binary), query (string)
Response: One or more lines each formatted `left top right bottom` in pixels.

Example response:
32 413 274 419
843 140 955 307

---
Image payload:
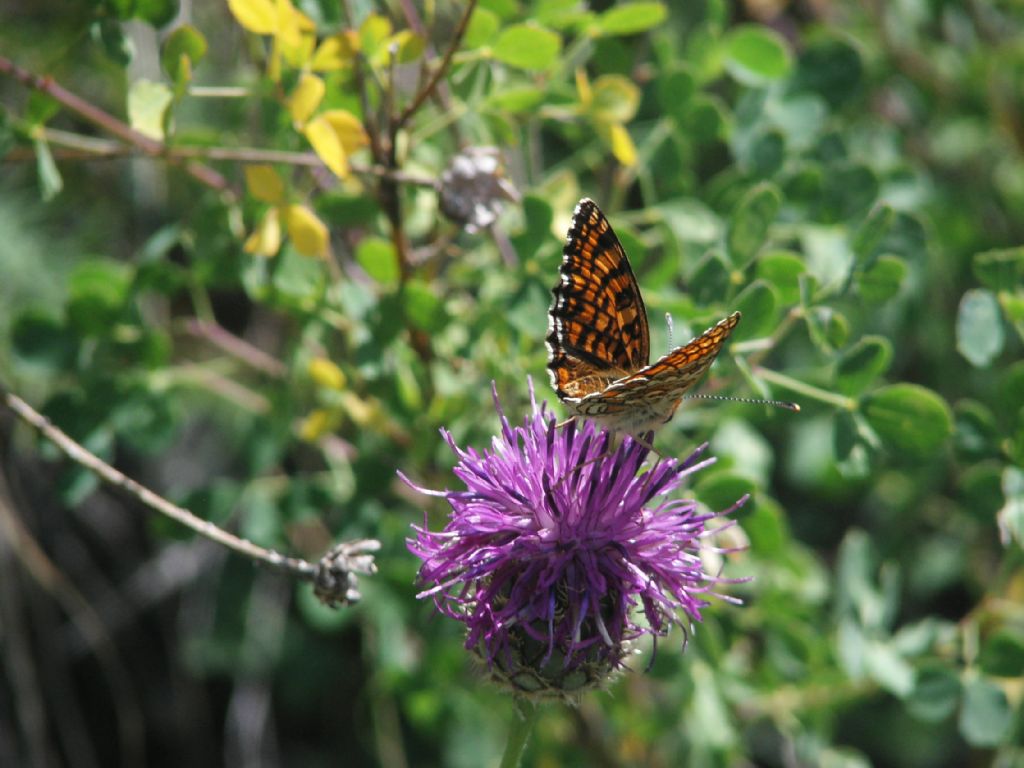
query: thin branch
181 319 289 379
394 0 478 133
0 54 231 194
5 129 440 187
0 386 379 606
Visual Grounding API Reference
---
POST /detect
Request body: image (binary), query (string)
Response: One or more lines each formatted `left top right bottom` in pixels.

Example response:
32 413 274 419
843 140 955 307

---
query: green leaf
836 336 892 396
998 466 1024 548
356 237 399 287
492 24 561 70
862 384 953 459
723 25 792 86
727 182 781 266
999 361 1024 420
658 198 722 245
127 79 174 141
479 0 517 20
907 664 961 723
825 310 850 350
973 246 1024 291
26 92 60 126
979 631 1024 677
684 94 729 143
999 290 1024 342
742 130 784 177
161 24 207 83
92 19 134 65
464 7 499 49
594 2 667 36
11 310 77 371
863 639 915 697
790 37 862 108
956 289 1004 368
855 255 906 303
657 67 695 126
820 165 879 224
67 260 133 335
959 677 1012 747
732 280 775 340
694 472 755 515
852 204 895 263
755 250 805 305
136 0 178 27
742 496 787 555
689 249 730 305
403 280 447 332
0 108 14 159
954 401 999 459
486 84 545 113
33 138 63 202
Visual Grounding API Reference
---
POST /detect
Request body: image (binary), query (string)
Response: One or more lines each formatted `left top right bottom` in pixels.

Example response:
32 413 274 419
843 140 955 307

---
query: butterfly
546 198 741 436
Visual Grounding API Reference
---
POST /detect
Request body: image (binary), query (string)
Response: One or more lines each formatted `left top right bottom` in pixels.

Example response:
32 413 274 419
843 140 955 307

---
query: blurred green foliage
1 0 1023 766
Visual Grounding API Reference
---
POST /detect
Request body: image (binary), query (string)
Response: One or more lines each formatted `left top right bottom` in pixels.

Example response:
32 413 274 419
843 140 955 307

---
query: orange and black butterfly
546 198 741 435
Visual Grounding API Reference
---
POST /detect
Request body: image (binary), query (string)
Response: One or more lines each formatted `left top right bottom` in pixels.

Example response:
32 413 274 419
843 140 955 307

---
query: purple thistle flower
403 383 746 698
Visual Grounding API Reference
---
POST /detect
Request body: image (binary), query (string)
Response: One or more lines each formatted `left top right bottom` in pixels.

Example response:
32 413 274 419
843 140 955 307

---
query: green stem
753 367 857 411
499 698 539 768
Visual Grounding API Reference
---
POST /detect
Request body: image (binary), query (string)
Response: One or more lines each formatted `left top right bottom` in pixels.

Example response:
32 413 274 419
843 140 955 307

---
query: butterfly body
546 198 741 436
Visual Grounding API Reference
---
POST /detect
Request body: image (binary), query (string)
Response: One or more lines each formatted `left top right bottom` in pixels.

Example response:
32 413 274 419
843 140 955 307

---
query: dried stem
181 319 289 379
0 54 231 194
394 0 478 133
0 386 379 606
5 126 440 188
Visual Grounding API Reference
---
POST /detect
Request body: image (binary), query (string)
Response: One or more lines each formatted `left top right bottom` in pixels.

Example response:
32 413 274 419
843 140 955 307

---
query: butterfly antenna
685 393 801 412
665 312 674 350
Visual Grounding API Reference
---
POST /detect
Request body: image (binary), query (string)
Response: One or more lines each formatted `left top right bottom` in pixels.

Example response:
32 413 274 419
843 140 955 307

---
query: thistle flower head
404 383 744 699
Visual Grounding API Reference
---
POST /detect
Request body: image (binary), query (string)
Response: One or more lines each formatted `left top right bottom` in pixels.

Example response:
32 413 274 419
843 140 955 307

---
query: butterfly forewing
546 199 650 400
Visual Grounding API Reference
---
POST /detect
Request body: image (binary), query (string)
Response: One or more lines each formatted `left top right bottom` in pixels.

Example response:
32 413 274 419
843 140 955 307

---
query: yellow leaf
244 165 285 204
299 408 341 442
308 357 346 390
227 0 277 34
284 204 329 257
322 110 368 153
243 208 282 257
288 73 325 127
359 13 393 57
608 122 637 167
304 115 348 178
339 391 375 427
268 37 282 82
311 31 358 71
591 74 641 123
273 0 316 66
575 67 592 107
279 30 316 68
389 30 425 63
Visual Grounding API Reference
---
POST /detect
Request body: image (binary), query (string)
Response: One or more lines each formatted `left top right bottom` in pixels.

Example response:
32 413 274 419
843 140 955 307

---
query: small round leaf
862 384 953 459
956 288 1004 368
492 24 561 71
959 677 1012 747
723 25 792 86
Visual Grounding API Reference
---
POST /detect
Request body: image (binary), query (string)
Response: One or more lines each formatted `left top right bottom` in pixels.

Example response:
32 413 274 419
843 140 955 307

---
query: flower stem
499 698 539 768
